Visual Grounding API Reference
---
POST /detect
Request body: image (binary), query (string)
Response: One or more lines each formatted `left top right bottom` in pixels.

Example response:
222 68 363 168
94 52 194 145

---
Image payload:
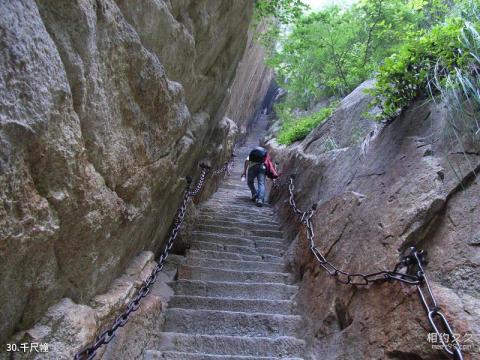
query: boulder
0 0 272 346
269 80 480 359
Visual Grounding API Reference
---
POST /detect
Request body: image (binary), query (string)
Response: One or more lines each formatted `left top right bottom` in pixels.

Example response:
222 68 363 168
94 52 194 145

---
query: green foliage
274 102 296 124
277 104 338 144
253 0 307 58
268 0 428 109
430 2 480 143
264 0 478 113
254 0 307 25
371 17 474 119
259 0 480 134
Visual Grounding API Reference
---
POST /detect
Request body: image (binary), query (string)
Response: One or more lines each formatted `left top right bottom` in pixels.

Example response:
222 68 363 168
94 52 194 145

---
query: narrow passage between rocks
144 115 308 359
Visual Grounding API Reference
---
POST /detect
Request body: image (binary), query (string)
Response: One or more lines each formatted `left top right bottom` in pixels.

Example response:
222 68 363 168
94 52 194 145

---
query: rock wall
268 81 480 359
223 21 274 136
0 0 273 347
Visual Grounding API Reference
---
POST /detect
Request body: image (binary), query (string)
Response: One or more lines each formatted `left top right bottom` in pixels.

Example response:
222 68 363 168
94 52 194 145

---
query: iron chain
212 147 236 176
285 175 464 360
408 248 464 360
74 151 235 360
189 166 209 197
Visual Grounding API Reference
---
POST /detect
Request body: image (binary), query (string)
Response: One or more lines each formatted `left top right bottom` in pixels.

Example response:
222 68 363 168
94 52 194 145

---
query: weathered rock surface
0 0 275 349
2 251 181 360
268 81 480 359
223 21 275 135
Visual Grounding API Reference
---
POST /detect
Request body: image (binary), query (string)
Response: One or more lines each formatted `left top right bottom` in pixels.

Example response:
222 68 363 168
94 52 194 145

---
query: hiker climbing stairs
143 131 307 359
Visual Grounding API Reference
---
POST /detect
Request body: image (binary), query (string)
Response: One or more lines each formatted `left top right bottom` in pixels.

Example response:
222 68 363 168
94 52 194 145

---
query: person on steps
241 146 278 207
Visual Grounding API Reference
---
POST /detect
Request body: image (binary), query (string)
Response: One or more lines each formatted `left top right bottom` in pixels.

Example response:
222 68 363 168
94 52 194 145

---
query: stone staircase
143 118 306 359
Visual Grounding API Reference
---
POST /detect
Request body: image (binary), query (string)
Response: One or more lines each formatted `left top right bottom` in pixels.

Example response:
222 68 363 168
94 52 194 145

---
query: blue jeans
247 163 266 202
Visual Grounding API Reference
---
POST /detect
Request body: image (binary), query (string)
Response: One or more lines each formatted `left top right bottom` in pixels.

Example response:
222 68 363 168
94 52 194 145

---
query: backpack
264 153 279 179
249 147 267 163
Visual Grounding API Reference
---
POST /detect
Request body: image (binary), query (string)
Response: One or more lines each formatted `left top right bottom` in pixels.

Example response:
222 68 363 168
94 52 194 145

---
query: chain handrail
211 145 236 177
284 174 464 360
74 152 235 360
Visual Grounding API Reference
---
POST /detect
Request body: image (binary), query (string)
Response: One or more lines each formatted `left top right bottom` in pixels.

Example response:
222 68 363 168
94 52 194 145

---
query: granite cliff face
268 81 480 359
224 21 274 136
0 0 273 350
4 1 477 359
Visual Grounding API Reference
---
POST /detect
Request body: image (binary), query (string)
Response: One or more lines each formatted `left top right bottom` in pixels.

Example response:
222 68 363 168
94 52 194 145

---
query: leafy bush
371 18 470 120
430 7 480 146
277 104 337 145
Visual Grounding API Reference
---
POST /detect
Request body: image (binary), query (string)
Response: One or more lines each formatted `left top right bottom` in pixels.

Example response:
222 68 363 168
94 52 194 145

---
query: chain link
189 166 209 197
408 248 464 360
74 151 235 360
285 175 464 360
211 147 236 177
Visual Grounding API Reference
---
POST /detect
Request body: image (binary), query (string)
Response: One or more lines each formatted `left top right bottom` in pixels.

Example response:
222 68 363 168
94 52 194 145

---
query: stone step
206 190 265 197
144 350 303 359
189 237 284 254
169 280 297 300
186 249 282 263
215 182 266 188
201 207 275 216
191 233 254 248
255 238 286 248
210 192 254 199
218 183 249 189
199 209 275 221
189 241 284 257
251 228 284 238
212 185 246 190
186 257 285 272
196 224 283 238
202 198 274 208
177 265 293 284
191 232 284 246
196 216 280 228
155 333 306 357
168 295 295 315
215 181 251 187
203 201 274 211
206 186 249 193
198 212 275 223
220 177 246 182
209 190 272 201
213 186 265 191
219 188 270 194
201 201 274 210
256 246 285 257
198 206 277 216
214 189 253 196
163 308 302 337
